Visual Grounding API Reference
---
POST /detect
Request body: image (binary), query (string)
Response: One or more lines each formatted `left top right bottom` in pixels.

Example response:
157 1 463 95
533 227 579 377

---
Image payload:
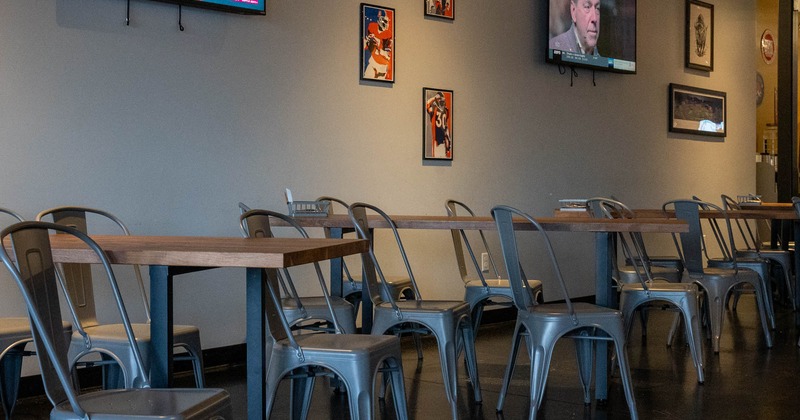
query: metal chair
694 200 777 331
36 206 205 388
239 208 357 334
445 199 543 332
255 239 409 420
316 197 415 309
721 194 794 311
349 202 481 420
0 208 71 419
491 205 638 420
0 221 232 419
587 198 704 383
666 199 773 353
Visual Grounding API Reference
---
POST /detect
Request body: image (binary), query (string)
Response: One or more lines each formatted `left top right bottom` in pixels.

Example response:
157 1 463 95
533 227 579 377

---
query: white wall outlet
481 252 489 272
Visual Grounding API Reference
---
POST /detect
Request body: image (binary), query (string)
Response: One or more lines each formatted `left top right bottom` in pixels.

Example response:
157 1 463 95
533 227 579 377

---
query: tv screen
547 0 636 74
152 0 266 15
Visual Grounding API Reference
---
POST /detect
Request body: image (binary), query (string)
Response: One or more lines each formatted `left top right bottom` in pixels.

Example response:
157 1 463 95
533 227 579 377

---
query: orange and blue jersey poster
424 0 454 20
422 88 453 161
361 4 395 83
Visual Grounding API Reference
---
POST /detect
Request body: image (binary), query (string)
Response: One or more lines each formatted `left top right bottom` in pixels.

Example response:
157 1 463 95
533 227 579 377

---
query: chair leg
529 333 557 420
385 357 408 420
0 345 25 419
435 325 460 420
496 322 524 412
610 332 639 420
750 279 775 348
678 299 705 383
290 367 316 420
704 282 727 354
460 320 482 403
574 331 594 405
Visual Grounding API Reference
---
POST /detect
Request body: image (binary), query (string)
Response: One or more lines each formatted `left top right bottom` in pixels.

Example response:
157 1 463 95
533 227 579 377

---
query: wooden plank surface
290 214 687 233
22 235 368 268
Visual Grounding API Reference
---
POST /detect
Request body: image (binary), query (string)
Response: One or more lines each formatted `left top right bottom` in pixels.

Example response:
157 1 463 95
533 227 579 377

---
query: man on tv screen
549 0 601 56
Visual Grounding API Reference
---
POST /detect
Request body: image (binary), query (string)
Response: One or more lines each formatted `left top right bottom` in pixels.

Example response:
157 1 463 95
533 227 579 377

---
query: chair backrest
347 203 421 309
586 198 656 289
665 199 736 278
316 197 360 286
793 197 800 218
0 207 24 224
0 222 149 416
36 206 150 326
445 199 500 286
491 205 575 318
239 208 344 335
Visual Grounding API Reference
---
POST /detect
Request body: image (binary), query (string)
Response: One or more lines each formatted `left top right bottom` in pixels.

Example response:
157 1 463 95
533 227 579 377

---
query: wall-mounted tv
152 0 266 15
547 0 636 74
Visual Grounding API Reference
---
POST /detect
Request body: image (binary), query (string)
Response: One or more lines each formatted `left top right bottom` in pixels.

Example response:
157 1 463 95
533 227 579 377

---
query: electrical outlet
481 252 489 272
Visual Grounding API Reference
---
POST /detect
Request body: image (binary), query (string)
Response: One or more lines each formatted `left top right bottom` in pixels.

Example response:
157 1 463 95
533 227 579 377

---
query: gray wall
1 0 755 362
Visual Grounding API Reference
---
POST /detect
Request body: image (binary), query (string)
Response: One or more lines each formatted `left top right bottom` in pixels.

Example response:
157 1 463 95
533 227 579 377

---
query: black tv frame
150 0 266 16
546 0 637 75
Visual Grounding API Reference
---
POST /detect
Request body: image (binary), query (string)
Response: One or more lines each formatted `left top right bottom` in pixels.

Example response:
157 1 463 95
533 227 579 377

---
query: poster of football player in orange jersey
423 88 453 160
361 4 395 82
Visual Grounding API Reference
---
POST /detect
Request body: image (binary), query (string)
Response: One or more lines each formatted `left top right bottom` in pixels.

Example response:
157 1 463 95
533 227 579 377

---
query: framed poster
361 4 395 83
424 0 454 20
669 83 726 137
423 88 453 160
686 0 713 71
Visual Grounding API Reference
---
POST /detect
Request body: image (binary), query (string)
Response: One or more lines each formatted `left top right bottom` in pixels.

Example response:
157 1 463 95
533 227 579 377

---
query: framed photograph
423 88 453 160
686 0 713 71
424 0 454 20
669 83 726 137
361 4 395 83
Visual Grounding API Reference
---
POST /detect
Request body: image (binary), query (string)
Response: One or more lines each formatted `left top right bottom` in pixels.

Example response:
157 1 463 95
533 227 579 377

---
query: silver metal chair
694 200 777 331
587 198 704 383
256 238 409 420
316 197 415 308
445 199 543 332
666 199 773 353
0 208 72 418
0 221 232 419
349 202 481 420
36 206 205 388
721 194 795 311
491 205 638 420
239 208 357 334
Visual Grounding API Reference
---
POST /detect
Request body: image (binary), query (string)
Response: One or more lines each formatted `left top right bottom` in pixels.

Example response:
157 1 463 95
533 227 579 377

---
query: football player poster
361 4 395 83
423 88 453 160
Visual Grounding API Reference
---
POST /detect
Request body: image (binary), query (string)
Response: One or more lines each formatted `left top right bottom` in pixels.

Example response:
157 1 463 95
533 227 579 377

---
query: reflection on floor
8 296 800 419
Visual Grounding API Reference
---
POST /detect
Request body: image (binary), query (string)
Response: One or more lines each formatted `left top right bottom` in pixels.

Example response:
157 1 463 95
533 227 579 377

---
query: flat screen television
547 0 636 74
152 0 266 15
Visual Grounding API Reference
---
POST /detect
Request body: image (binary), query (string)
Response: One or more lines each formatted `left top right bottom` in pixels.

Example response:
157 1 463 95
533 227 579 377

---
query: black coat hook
179 5 185 31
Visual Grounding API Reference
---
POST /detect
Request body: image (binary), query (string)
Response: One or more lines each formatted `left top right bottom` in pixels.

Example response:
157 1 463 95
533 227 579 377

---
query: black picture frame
360 3 395 83
686 0 714 71
669 83 726 137
424 0 454 20
422 87 454 160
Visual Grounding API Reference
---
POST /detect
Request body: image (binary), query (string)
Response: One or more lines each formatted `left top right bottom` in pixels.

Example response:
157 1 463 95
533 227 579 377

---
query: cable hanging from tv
557 65 597 87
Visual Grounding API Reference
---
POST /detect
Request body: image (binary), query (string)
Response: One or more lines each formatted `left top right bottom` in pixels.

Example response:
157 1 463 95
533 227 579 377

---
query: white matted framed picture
422 88 453 160
361 3 395 83
686 0 713 71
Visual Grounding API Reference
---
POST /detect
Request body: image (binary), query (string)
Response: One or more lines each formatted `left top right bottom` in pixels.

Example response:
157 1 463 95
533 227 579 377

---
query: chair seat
78 323 200 344
620 281 699 293
1 317 71 348
526 302 622 317
51 388 231 419
618 265 682 284
280 296 357 334
379 300 470 314
464 278 542 291
288 333 401 356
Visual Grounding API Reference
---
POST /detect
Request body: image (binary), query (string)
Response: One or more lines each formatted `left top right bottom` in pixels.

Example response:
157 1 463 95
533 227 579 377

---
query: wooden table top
24 235 369 268
290 214 688 233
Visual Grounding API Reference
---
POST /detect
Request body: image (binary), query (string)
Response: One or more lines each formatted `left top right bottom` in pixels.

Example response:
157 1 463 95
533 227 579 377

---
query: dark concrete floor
7 295 800 419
